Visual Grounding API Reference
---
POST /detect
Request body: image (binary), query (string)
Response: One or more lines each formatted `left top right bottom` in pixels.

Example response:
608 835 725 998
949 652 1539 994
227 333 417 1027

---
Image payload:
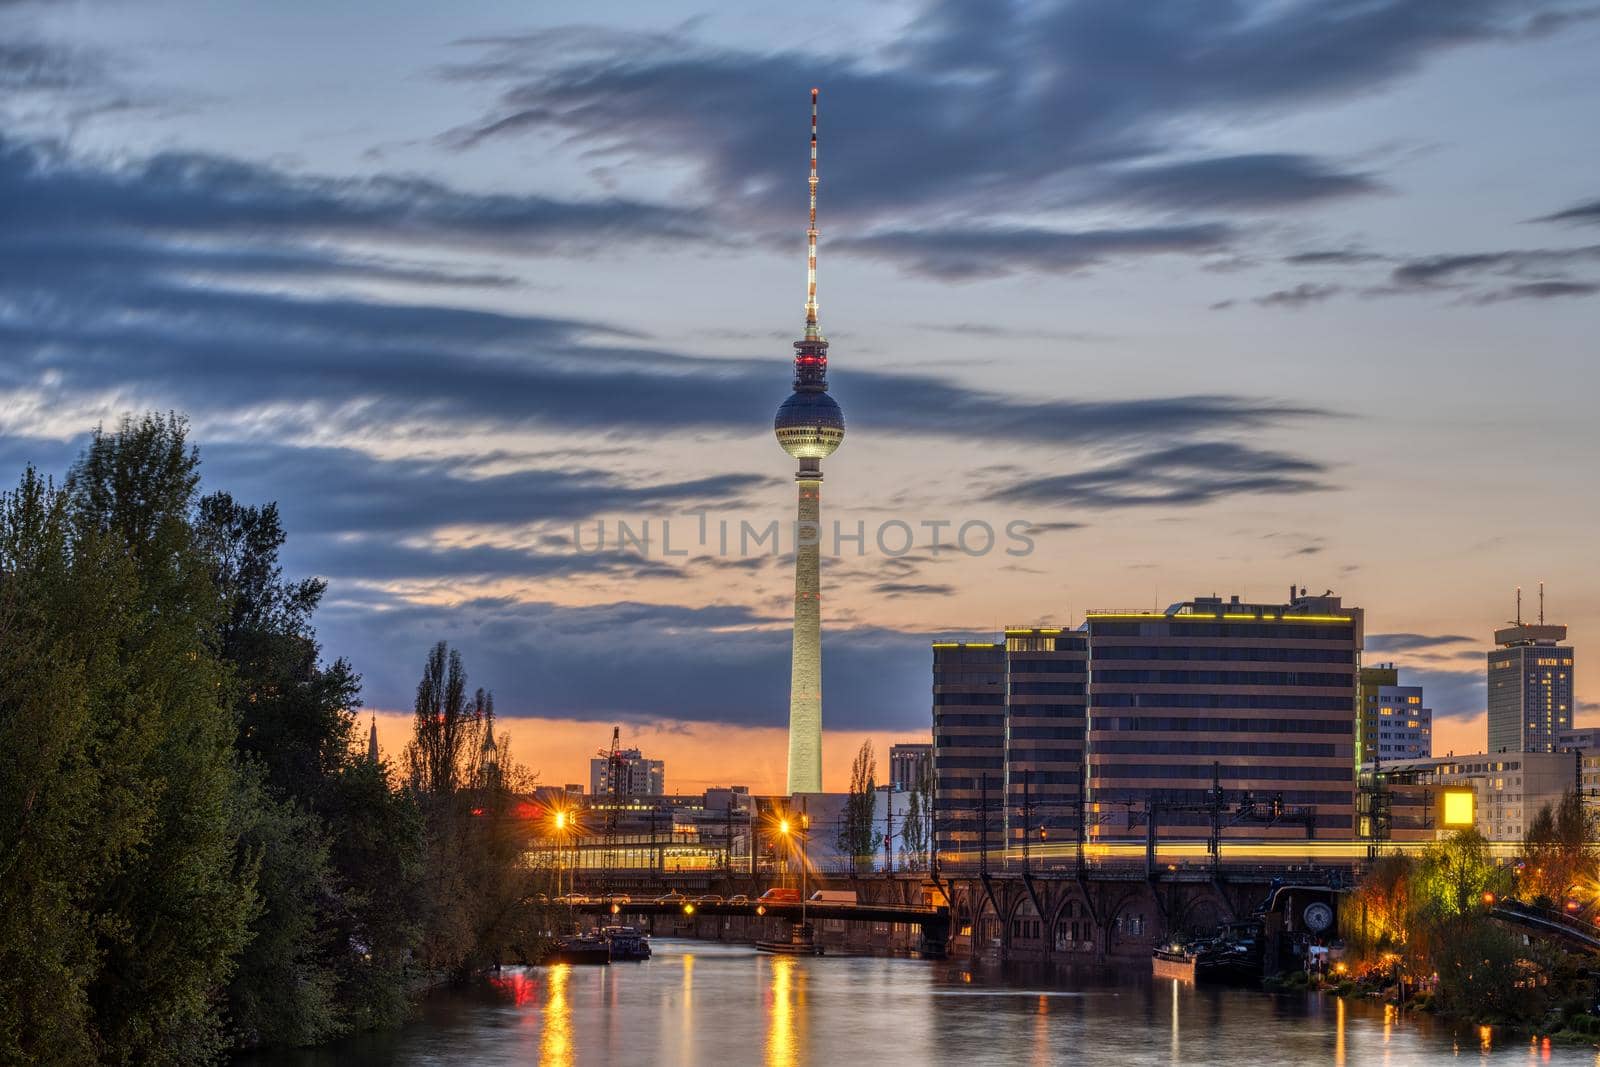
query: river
244 940 1593 1065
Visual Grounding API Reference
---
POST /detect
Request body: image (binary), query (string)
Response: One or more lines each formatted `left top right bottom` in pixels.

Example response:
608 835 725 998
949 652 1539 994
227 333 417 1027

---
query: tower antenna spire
804 87 821 340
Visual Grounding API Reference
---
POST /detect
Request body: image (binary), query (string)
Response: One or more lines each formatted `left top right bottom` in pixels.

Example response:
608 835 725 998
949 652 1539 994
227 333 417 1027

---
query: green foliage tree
66 415 258 1063
0 469 136 1064
198 487 423 1047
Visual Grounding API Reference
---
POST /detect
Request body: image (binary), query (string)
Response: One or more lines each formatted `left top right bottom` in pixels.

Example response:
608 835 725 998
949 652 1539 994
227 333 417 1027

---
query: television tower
774 88 844 795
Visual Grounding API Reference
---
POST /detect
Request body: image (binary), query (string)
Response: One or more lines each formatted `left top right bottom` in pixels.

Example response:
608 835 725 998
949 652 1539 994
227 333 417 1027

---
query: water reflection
1170 978 1180 1066
242 942 1600 1067
541 963 572 1066
680 953 695 1067
765 955 796 1067
1334 993 1345 1066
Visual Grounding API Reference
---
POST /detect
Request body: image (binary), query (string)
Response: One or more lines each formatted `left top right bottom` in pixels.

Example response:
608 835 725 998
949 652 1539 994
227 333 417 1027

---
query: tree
1415 829 1508 924
898 753 933 871
1519 790 1594 905
66 415 259 1062
837 741 882 873
0 469 136 1064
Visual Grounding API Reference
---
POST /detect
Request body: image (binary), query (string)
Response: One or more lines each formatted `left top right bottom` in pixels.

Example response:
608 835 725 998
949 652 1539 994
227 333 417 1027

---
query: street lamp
551 808 573 899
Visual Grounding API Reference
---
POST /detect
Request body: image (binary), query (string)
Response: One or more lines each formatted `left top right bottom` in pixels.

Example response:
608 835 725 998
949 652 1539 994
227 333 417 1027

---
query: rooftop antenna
804 87 821 341
1539 580 1545 625
1516 585 1522 626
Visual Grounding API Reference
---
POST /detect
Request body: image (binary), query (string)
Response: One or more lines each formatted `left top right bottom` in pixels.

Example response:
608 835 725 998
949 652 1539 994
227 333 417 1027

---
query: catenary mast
774 89 844 795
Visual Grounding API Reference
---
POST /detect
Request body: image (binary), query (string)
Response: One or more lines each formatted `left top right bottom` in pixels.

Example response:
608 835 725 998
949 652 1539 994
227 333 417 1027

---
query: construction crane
597 726 630 887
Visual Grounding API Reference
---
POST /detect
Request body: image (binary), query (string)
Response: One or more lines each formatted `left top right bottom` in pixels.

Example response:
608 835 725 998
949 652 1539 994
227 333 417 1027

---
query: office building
931 642 1006 854
1488 615 1575 754
1002 627 1089 847
1358 666 1431 762
589 748 665 798
1378 752 1575 841
931 629 1088 856
887 742 932 791
1084 590 1362 839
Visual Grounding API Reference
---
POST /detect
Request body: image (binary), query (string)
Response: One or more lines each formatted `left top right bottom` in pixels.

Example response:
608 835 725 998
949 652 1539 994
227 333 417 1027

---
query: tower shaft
787 471 823 793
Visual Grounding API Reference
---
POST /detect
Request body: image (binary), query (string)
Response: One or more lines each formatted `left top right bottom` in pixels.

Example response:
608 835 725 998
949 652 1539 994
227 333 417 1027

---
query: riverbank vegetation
1336 810 1600 1039
0 415 552 1063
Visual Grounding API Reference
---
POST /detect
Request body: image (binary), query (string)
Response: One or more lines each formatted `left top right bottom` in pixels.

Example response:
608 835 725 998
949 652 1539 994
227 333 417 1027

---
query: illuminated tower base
786 460 823 794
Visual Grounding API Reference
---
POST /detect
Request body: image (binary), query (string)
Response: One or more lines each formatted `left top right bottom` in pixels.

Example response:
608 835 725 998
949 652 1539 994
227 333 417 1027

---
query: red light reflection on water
489 970 538 1007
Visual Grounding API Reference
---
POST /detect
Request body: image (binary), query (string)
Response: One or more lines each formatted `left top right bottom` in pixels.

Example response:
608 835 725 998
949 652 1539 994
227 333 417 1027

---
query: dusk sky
4 0 1597 792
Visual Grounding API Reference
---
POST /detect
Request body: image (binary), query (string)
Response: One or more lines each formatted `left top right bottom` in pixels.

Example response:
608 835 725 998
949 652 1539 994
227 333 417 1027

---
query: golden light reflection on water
1031 992 1050 1067
1335 994 1345 1067
1170 978 1180 1066
541 963 572 1067
765 956 797 1067
681 953 695 1066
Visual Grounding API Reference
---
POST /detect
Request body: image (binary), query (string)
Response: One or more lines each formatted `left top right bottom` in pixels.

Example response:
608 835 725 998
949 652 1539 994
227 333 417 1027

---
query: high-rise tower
775 88 844 794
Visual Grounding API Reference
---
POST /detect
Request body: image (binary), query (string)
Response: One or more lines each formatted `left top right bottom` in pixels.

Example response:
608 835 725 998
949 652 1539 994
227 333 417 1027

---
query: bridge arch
1052 892 1096 955
1104 887 1156 956
1178 890 1234 936
1006 895 1045 953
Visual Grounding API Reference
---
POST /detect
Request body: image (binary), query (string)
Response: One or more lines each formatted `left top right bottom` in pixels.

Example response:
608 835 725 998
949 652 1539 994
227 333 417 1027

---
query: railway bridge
568 861 1351 962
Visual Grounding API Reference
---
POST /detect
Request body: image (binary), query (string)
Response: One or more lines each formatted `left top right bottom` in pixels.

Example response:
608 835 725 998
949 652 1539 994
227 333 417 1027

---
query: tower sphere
775 390 845 459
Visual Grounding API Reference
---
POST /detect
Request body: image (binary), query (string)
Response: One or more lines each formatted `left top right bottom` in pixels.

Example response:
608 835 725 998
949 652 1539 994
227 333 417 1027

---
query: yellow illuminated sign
1439 789 1475 828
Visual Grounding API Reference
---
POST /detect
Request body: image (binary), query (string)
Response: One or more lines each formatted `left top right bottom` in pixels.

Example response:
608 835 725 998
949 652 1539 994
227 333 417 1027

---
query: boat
550 934 612 965
603 925 652 961
1152 922 1264 984
757 921 824 956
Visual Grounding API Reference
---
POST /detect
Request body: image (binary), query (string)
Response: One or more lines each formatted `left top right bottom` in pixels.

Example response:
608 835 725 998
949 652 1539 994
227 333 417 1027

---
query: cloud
834 223 1234 280
0 38 104 93
1252 241 1600 307
1389 245 1600 288
983 441 1333 509
871 581 958 598
318 593 936 730
1254 283 1343 308
0 135 708 273
1471 280 1600 303
1367 632 1478 652
1536 196 1600 225
1402 667 1486 721
439 0 1586 279
1285 249 1387 265
913 322 1111 342
1100 153 1381 212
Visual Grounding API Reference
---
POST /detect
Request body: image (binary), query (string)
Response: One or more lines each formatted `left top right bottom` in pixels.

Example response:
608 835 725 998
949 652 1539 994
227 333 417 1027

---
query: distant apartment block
1556 727 1600 752
1358 664 1431 762
589 748 665 798
887 742 932 791
1377 752 1575 841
